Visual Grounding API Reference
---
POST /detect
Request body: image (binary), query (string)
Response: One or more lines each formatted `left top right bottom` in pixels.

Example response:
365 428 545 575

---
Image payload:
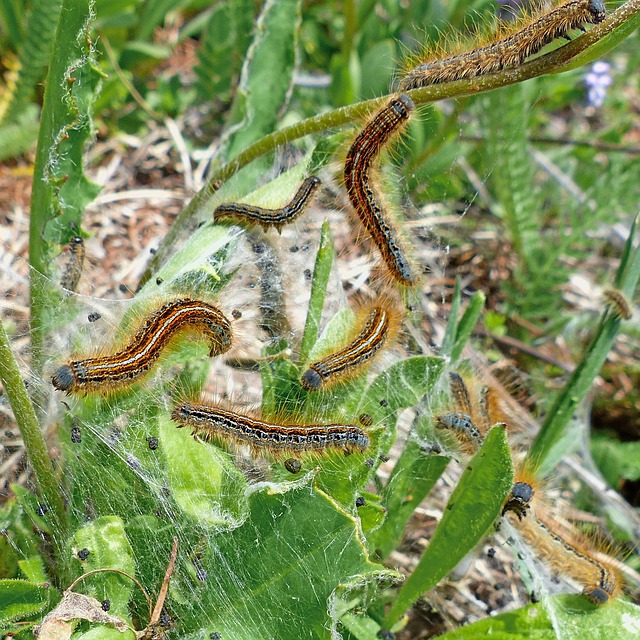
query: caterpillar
401 0 606 90
214 176 321 233
344 94 417 285
435 372 495 451
503 480 622 605
60 236 86 292
171 401 369 455
52 299 232 394
603 289 633 320
301 300 402 391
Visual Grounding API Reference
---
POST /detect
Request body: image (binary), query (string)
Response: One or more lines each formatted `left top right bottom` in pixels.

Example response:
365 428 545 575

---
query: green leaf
0 579 50 625
437 595 640 640
450 290 485 363
386 425 514 626
159 412 248 527
371 442 449 559
528 216 640 474
298 221 335 366
0 0 61 125
195 0 256 101
313 356 445 508
222 0 302 189
592 436 640 486
70 516 135 619
18 556 48 584
173 476 393 639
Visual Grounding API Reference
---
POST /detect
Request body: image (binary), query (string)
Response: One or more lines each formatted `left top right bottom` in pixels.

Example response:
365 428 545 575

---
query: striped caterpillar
171 401 369 456
301 299 402 391
344 94 417 286
52 299 232 394
214 176 321 233
401 0 606 90
60 236 86 292
503 480 622 604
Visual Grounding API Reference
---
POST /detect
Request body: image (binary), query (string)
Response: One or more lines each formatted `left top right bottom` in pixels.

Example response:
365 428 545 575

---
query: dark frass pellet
77 548 90 561
101 599 111 612
355 496 366 507
88 312 101 322
71 426 81 443
284 458 302 474
146 436 159 451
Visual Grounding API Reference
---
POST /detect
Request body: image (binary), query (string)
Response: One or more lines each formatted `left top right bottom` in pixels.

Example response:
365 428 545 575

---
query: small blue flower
585 61 612 108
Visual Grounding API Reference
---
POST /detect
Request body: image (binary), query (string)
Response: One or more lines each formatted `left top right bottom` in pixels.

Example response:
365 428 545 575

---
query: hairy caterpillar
401 0 606 90
214 176 321 233
435 372 497 451
52 299 232 394
603 289 633 320
503 480 622 604
301 299 402 391
171 401 369 455
344 94 417 285
60 236 86 292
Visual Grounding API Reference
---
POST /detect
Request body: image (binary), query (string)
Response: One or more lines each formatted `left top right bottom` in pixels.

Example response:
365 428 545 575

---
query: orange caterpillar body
172 401 369 456
52 299 232 394
301 298 403 391
344 94 417 285
503 480 622 605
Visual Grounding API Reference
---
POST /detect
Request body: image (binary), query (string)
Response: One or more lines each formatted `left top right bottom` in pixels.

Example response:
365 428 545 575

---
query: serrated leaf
0 579 50 625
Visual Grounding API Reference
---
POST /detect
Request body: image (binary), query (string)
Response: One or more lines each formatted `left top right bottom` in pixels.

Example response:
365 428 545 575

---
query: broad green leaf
70 516 135 619
0 579 50 625
159 412 247 527
173 476 393 639
437 595 640 640
357 356 445 437
316 356 445 506
386 425 514 626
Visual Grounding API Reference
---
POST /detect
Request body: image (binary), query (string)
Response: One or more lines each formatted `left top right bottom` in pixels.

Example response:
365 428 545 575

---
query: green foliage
385 425 514 626
437 596 640 640
1 0 639 638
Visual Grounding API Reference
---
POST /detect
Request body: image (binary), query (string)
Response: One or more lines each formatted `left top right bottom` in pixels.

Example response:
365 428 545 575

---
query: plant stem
0 318 67 546
139 0 639 286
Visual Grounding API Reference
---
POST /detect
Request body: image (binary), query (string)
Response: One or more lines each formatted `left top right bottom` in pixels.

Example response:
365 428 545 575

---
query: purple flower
585 61 612 108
